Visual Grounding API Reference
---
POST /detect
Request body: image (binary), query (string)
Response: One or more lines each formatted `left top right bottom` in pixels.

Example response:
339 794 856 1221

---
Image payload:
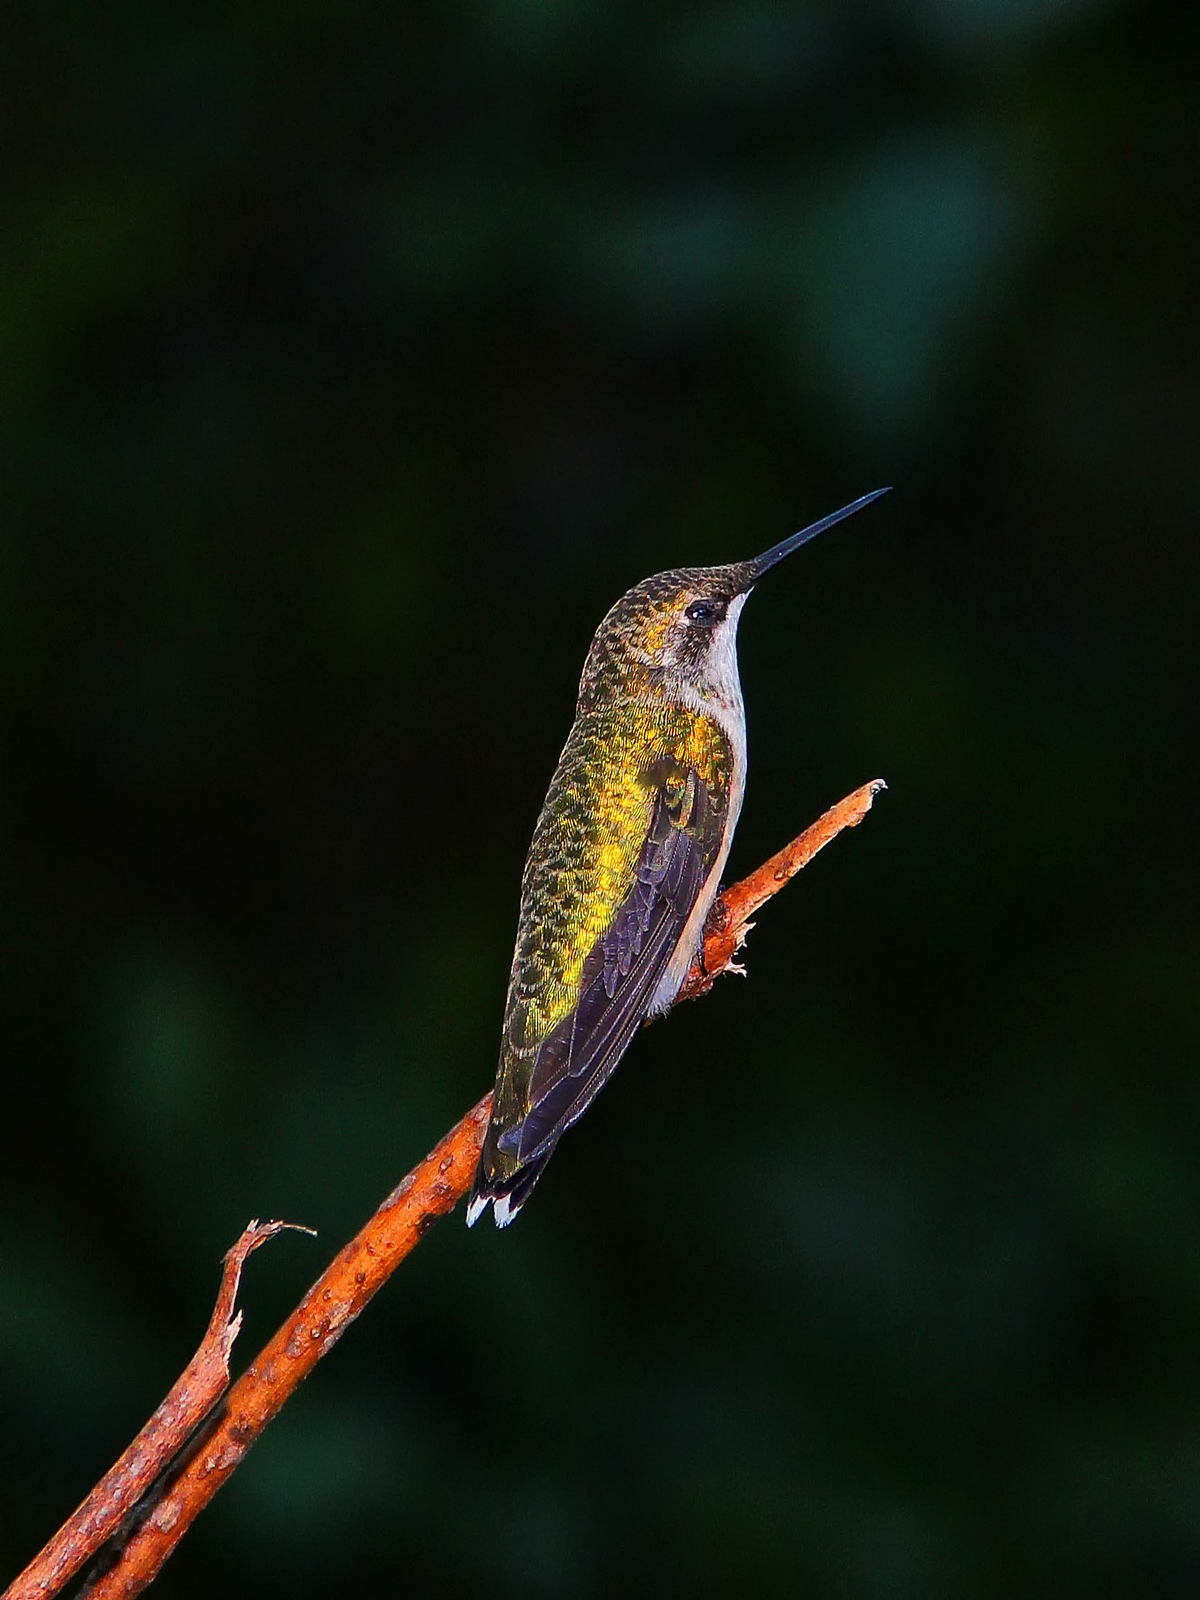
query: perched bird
467 489 889 1226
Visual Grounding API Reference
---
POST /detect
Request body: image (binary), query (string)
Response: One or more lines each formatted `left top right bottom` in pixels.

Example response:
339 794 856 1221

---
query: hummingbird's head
578 489 890 713
578 562 756 712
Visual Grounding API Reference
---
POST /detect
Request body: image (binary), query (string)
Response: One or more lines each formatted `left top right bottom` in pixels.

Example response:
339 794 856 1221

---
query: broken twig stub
4 1219 303 1600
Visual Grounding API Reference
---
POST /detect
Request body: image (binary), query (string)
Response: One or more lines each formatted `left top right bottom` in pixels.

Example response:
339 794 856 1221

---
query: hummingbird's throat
665 591 747 720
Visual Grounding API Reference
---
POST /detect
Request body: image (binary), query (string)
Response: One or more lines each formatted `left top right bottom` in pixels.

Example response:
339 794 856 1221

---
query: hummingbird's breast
499 690 740 1106
648 684 746 1011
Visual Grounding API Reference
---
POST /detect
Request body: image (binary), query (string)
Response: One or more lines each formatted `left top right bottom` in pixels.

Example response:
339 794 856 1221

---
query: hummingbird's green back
495 693 734 1116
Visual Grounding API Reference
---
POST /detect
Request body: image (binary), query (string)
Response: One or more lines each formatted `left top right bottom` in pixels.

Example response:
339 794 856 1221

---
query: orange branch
8 779 885 1600
675 778 886 1004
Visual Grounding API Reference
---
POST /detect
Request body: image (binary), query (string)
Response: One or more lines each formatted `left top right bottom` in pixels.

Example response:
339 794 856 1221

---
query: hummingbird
467 488 889 1227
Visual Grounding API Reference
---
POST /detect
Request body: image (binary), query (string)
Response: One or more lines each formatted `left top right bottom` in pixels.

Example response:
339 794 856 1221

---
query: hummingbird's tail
465 1152 551 1228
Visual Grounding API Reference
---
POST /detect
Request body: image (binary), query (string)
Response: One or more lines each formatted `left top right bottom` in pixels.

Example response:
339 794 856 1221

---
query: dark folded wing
496 771 720 1167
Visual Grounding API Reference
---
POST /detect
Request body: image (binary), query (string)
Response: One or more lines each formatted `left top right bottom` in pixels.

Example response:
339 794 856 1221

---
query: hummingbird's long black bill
749 486 891 581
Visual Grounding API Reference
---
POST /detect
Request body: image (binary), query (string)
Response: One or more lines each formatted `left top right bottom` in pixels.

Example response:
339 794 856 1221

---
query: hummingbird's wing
470 750 729 1224
511 772 716 1156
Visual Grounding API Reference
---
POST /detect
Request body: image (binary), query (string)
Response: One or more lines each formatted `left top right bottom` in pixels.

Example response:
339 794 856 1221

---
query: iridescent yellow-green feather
491 697 732 1150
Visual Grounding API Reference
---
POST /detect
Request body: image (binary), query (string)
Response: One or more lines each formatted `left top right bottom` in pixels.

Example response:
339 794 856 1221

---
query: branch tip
672 778 884 1006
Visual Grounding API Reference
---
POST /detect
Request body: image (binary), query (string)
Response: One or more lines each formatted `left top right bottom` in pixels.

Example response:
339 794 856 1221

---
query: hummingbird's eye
685 598 727 625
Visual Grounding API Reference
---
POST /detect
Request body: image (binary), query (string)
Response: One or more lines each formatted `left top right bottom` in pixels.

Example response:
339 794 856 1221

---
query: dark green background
3 1 1199 1595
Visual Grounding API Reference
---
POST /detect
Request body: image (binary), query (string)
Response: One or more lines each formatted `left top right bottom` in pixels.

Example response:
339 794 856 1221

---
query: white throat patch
675 590 747 742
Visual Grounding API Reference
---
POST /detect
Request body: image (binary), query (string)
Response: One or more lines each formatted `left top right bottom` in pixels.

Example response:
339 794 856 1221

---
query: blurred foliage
1 0 1199 1595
